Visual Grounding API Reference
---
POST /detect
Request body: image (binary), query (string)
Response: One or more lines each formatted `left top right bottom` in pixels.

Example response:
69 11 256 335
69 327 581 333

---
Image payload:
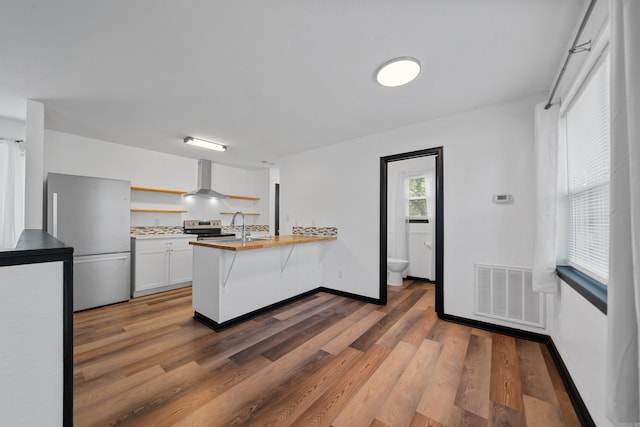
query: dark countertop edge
0 229 73 265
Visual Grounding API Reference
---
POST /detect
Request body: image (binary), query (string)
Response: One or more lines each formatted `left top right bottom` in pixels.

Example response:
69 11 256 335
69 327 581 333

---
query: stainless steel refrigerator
47 173 131 311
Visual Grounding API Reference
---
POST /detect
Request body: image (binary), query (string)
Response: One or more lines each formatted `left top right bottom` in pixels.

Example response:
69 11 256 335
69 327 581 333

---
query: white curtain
0 138 26 248
425 167 436 280
425 167 435 222
388 171 409 266
606 0 640 424
532 103 560 293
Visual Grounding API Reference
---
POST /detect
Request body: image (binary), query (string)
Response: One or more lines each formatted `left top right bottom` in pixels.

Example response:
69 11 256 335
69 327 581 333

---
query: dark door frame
274 183 280 236
379 147 444 316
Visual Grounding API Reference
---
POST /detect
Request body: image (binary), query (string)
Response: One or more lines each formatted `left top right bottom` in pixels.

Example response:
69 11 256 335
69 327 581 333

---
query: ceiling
0 0 584 170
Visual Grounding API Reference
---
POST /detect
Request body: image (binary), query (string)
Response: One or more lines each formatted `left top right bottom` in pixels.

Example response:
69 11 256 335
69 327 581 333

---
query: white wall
280 94 538 302
0 117 25 140
547 287 609 426
43 130 271 227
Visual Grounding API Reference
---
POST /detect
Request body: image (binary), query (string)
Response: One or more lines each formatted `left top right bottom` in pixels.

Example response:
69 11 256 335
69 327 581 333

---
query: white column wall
24 100 45 229
0 261 64 426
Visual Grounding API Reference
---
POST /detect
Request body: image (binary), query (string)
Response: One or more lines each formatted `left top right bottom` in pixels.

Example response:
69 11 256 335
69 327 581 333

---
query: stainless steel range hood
184 159 228 199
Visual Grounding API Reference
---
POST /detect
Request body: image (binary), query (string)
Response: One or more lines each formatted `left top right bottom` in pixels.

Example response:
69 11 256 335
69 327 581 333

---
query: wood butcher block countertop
189 234 337 251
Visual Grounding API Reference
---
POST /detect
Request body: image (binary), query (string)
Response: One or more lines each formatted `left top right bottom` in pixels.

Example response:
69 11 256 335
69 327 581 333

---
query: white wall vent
475 264 545 328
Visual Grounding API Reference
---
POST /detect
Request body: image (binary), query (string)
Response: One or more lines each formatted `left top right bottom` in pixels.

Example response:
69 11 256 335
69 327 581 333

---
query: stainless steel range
183 220 236 240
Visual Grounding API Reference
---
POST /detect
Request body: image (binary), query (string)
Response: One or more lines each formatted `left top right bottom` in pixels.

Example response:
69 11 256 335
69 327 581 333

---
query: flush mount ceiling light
184 136 227 152
375 57 421 87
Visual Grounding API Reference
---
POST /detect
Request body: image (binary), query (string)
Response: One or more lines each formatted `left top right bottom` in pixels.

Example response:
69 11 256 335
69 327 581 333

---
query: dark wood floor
73 281 581 426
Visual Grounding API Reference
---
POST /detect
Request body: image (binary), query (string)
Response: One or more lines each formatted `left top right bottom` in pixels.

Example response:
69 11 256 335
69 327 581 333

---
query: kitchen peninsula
190 235 337 331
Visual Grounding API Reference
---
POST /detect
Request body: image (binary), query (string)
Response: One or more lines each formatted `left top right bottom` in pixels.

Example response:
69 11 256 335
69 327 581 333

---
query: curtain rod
544 0 597 110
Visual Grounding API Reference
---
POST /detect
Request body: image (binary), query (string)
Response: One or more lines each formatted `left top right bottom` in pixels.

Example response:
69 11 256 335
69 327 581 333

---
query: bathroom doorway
380 147 443 315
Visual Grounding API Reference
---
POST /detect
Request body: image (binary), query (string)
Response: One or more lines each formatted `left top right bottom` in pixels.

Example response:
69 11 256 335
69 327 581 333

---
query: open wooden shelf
131 209 188 213
131 186 188 195
131 187 259 200
226 195 260 201
220 212 260 216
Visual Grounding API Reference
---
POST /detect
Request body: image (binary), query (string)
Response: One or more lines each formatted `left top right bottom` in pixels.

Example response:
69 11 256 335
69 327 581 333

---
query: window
407 176 427 217
564 54 610 284
405 171 435 222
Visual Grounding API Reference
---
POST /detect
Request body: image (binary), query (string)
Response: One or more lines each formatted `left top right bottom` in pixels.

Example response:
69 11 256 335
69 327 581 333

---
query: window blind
565 56 610 284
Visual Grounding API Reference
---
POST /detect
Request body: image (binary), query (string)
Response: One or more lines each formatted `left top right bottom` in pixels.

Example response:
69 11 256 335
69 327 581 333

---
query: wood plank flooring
73 281 581 426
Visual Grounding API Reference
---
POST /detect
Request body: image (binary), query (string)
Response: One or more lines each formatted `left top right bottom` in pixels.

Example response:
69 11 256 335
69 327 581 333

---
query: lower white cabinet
168 242 193 285
131 236 194 297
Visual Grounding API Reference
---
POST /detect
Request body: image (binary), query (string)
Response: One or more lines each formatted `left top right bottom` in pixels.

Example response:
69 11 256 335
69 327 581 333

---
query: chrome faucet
230 211 248 242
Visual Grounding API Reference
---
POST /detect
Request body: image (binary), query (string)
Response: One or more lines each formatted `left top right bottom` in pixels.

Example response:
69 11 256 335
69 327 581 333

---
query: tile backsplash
131 224 271 236
131 225 337 236
130 226 184 236
223 224 270 234
292 226 338 236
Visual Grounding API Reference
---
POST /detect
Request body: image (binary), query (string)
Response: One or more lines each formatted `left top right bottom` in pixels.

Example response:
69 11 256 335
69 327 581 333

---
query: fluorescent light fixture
376 57 421 87
183 136 227 152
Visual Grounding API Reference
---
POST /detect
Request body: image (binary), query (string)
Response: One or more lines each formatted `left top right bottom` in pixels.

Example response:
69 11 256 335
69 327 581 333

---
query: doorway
380 147 443 316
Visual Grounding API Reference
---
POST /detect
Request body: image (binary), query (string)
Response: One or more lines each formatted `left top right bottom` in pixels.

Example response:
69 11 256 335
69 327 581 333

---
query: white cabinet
408 222 434 281
131 236 194 297
134 244 169 292
169 243 193 285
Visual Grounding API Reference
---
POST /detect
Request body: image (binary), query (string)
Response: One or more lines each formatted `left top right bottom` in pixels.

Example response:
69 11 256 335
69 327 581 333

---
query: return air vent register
475 264 545 328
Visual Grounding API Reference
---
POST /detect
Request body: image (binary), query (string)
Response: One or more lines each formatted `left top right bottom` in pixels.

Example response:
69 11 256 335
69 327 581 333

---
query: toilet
387 258 409 286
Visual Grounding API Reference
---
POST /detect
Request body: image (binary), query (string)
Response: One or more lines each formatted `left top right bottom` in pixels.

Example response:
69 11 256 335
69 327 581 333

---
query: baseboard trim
439 312 595 426
439 313 548 343
405 276 435 283
194 286 383 332
193 288 321 332
319 287 383 305
546 337 596 427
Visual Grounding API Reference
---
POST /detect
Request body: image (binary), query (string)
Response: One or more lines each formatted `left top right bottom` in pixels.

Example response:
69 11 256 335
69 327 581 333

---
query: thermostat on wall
493 194 513 204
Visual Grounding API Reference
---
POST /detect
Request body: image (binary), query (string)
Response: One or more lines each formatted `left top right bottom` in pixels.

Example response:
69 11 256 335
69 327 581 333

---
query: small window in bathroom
407 176 428 218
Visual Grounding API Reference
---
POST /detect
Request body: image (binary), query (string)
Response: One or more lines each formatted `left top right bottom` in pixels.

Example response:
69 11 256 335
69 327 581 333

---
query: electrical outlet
338 271 343 279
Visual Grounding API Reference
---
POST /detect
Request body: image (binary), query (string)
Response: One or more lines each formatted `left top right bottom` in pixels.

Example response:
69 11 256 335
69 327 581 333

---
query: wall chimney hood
184 159 228 199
